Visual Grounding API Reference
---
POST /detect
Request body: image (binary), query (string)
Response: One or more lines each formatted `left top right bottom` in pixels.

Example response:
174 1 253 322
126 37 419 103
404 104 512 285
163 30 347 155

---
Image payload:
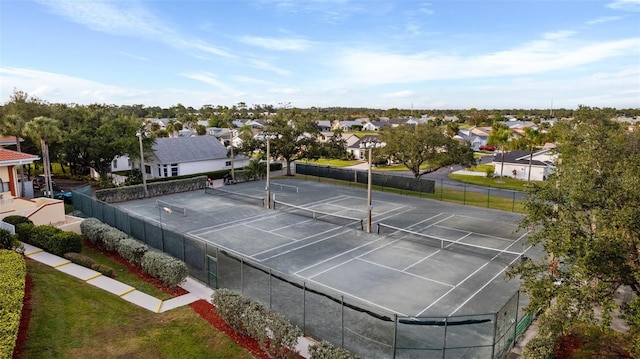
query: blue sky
1 0 639 110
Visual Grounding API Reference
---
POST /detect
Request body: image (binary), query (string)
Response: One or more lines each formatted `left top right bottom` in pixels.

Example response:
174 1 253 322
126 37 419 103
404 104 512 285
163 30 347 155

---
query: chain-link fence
72 190 529 358
295 163 525 212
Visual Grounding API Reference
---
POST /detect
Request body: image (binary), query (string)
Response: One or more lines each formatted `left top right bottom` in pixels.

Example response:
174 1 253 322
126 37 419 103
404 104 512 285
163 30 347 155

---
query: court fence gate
72 189 531 358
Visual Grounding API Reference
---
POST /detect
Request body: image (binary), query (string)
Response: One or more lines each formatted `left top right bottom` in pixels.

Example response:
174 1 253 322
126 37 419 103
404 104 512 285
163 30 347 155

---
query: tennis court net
377 223 524 265
205 187 265 207
273 200 364 231
155 199 187 216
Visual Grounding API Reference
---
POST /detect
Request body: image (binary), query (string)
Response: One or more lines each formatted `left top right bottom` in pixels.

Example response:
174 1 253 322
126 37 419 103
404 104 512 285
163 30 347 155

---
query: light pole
137 130 149 198
264 133 277 209
360 138 383 233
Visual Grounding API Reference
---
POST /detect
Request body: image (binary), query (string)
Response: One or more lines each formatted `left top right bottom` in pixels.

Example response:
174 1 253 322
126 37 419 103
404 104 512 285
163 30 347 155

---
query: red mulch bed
13 242 278 359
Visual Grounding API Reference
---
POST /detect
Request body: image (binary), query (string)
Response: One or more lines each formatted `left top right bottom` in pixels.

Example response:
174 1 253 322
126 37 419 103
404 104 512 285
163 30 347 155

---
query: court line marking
372 206 422 223
242 223 295 241
298 277 408 317
357 258 454 288
400 232 473 272
294 236 390 276
448 231 532 316
189 213 284 236
258 229 354 262
252 227 349 260
433 224 516 243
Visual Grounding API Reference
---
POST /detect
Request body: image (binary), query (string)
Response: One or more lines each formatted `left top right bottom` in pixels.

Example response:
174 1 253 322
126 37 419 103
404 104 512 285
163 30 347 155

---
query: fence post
269 268 272 309
392 314 398 359
487 186 491 208
442 317 448 359
491 312 498 358
302 282 307 336
240 257 244 295
512 191 516 212
341 295 345 348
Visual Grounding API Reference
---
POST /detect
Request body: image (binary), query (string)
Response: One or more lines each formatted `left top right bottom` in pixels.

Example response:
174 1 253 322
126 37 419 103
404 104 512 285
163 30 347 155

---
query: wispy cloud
181 72 240 94
586 15 625 25
382 90 414 98
248 59 291 76
268 87 300 94
117 51 149 61
607 0 640 12
37 0 234 58
335 34 640 85
240 36 311 51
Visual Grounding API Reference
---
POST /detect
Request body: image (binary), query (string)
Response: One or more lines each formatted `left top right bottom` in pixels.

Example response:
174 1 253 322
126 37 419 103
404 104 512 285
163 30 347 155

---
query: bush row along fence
72 189 530 359
295 163 525 212
95 176 206 203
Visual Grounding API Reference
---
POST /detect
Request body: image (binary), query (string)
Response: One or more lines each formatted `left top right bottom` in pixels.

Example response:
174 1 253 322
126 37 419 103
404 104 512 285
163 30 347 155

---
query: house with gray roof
492 149 557 181
141 136 249 179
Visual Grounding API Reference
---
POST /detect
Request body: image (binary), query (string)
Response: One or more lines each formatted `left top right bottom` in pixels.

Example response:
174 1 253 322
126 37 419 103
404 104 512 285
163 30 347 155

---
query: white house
140 136 249 179
492 149 557 181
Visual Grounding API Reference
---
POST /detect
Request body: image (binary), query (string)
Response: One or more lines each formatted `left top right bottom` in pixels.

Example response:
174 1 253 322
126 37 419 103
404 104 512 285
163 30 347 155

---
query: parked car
33 176 56 190
479 145 496 151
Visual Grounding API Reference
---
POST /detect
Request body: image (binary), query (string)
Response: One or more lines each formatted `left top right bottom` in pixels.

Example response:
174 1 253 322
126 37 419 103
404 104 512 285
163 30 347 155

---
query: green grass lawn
23 259 254 359
80 244 173 300
305 158 362 167
449 173 543 191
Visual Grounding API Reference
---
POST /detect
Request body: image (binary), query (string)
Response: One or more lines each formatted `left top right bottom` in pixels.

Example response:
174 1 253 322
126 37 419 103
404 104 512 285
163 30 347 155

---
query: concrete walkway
21 242 315 357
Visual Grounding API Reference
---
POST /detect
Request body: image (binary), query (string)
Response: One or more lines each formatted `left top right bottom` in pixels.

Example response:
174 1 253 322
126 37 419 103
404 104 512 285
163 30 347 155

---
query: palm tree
522 127 546 184
487 124 512 179
25 116 63 198
0 114 29 195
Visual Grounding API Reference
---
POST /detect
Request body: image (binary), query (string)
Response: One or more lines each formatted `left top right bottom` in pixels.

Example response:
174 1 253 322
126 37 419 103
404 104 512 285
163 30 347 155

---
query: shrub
212 289 302 358
521 336 556 359
116 237 147 265
64 253 115 277
308 340 360 359
0 228 15 250
101 227 127 252
29 226 82 256
1 215 33 226
140 251 187 288
212 288 252 334
80 218 106 246
15 222 34 243
0 250 26 359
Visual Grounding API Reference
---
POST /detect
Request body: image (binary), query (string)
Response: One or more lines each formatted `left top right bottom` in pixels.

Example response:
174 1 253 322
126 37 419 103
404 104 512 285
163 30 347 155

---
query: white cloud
382 90 414 98
334 36 640 85
607 0 640 12
37 0 234 58
268 87 299 94
240 36 311 51
586 15 624 25
249 59 292 76
117 51 149 61
541 30 576 40
181 72 241 94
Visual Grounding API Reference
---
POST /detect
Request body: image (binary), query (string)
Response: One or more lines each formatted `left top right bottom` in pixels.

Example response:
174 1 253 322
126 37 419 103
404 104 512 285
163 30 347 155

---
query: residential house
457 127 491 151
335 120 365 132
342 134 363 159
140 136 249 179
316 120 333 132
362 121 387 131
352 135 382 160
0 148 74 227
492 149 556 181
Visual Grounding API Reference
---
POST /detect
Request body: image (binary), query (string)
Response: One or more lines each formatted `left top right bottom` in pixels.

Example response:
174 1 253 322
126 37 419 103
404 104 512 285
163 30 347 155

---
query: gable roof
152 136 228 164
0 148 39 165
496 149 555 167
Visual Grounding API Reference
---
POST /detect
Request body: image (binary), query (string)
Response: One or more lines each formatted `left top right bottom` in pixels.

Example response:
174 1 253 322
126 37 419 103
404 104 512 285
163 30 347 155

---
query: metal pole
266 136 271 208
138 132 148 198
229 127 235 181
367 146 372 233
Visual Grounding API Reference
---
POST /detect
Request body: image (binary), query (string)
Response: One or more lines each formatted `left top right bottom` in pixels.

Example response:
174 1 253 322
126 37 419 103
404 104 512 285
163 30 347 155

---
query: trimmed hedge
308 341 361 359
1 215 33 226
28 225 82 257
64 252 115 277
81 218 148 264
0 250 26 359
14 223 34 243
141 251 187 288
212 288 302 358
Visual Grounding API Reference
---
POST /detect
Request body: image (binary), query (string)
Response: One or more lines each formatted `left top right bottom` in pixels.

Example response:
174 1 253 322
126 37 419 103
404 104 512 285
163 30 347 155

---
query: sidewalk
21 242 315 357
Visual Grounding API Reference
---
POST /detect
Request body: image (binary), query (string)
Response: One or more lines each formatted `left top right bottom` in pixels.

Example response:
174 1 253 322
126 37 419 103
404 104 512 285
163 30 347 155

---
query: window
112 160 117 169
145 165 151 174
171 164 178 177
128 159 132 167
163 164 168 177
225 161 232 167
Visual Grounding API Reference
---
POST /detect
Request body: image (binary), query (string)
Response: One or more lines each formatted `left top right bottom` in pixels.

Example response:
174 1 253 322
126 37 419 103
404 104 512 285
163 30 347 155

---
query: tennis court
115 178 532 319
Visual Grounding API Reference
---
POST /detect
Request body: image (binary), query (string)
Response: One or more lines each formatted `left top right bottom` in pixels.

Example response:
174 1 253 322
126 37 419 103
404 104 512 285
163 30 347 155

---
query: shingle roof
0 148 39 163
152 136 228 164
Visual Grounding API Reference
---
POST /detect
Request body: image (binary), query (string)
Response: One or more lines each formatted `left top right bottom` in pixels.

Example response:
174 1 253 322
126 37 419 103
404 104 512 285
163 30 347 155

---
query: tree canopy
509 106 640 357
379 123 475 178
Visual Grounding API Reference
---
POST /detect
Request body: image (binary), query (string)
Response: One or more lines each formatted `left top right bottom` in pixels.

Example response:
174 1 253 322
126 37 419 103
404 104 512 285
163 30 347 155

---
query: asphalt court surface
116 178 533 318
